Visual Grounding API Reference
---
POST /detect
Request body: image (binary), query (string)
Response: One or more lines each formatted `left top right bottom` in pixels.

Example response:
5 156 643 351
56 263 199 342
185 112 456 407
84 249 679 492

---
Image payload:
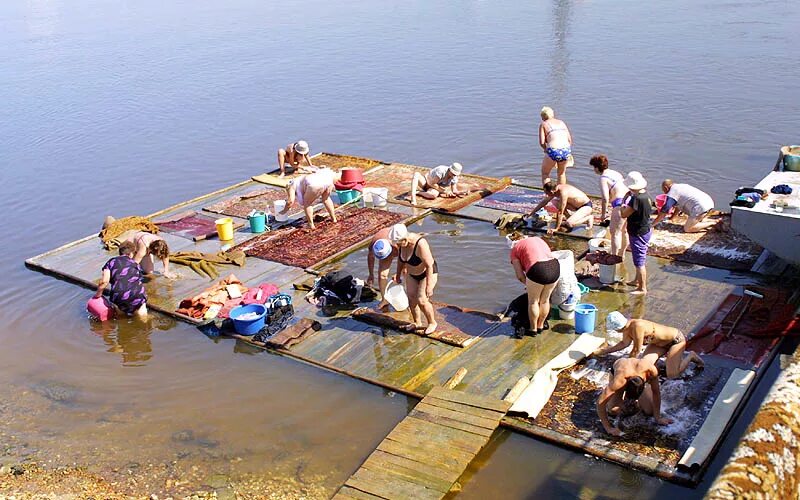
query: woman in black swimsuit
389 224 439 335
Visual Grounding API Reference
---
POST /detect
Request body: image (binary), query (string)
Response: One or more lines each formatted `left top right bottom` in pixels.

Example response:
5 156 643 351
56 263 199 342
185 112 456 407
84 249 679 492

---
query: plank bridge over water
334 386 511 500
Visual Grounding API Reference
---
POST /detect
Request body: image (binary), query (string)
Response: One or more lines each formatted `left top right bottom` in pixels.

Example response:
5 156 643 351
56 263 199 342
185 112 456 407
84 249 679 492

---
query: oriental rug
474 186 549 214
267 152 386 180
156 211 242 241
235 207 407 269
204 188 290 219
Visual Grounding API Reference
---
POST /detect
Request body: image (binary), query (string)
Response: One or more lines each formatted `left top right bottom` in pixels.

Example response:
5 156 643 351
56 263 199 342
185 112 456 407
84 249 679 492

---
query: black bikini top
399 237 425 266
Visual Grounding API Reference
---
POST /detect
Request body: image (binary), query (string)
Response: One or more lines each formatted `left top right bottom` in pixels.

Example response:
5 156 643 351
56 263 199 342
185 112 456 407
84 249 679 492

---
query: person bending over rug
597 357 672 437
282 167 339 230
389 224 439 334
126 231 176 278
620 172 652 294
508 233 560 336
410 163 467 206
95 240 148 319
527 181 594 233
591 154 629 257
367 227 399 310
591 312 704 379
277 140 314 177
539 106 573 186
652 179 717 233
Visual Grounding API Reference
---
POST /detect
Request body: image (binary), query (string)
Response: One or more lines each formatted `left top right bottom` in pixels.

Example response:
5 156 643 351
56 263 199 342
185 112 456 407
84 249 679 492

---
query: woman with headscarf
389 223 439 334
280 167 339 229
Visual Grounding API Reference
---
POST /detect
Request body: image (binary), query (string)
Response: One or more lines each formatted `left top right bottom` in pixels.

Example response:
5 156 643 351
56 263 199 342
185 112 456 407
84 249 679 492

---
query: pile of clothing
305 271 376 307
176 275 280 320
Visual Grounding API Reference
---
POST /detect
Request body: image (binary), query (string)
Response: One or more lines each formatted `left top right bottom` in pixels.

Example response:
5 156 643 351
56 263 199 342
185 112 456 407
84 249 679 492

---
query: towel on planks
170 250 246 279
351 307 480 348
176 274 248 319
100 217 159 249
232 317 321 349
252 173 290 188
509 334 605 418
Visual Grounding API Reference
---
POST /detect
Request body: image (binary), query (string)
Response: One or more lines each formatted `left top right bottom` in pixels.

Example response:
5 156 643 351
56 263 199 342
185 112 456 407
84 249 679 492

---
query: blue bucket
249 211 266 233
229 304 267 336
574 304 597 334
337 189 358 204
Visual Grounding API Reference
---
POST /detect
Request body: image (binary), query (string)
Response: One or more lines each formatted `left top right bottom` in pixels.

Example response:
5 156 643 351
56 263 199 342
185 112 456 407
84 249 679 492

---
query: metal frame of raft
23 153 785 489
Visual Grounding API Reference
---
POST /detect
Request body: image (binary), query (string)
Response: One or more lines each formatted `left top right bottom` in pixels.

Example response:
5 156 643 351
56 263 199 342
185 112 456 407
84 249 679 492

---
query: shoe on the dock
541 320 550 331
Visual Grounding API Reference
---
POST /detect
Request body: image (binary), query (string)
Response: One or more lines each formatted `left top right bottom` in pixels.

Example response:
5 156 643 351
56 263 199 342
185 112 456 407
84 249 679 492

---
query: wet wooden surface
333 387 511 500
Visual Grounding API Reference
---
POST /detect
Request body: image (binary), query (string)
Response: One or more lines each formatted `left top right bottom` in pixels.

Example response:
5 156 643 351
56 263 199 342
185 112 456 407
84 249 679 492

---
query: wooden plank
333 486 386 500
346 467 442 500
376 439 464 472
364 450 461 485
408 408 495 438
387 420 484 456
412 401 499 430
382 433 474 465
428 386 511 413
361 453 454 493
421 395 506 421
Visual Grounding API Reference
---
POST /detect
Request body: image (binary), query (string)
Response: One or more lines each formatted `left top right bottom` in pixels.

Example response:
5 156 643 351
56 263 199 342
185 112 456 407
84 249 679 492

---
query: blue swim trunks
546 146 571 162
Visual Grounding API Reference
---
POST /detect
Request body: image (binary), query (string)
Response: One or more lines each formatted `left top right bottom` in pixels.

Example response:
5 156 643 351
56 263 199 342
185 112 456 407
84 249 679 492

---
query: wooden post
503 377 531 403
444 367 468 389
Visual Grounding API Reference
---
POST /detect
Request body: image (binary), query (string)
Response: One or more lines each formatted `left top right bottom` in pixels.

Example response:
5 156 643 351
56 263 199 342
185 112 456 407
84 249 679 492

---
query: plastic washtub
229 304 267 336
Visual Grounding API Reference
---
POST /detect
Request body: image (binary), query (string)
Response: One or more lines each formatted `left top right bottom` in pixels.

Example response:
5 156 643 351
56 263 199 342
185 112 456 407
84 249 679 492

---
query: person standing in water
281 167 339 229
277 140 314 177
591 154 629 257
390 224 439 334
367 227 398 310
620 171 652 295
539 106 573 186
597 357 672 437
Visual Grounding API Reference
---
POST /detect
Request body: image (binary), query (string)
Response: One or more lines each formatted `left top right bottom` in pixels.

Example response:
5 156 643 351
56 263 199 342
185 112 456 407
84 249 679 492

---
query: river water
1 0 799 497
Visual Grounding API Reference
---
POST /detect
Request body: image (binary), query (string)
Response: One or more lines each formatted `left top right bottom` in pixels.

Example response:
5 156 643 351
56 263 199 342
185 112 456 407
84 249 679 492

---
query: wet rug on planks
204 188 291 219
474 186 549 214
235 207 407 269
514 356 729 478
648 214 762 271
352 303 498 347
267 153 386 180
364 163 512 212
687 287 799 368
155 211 242 241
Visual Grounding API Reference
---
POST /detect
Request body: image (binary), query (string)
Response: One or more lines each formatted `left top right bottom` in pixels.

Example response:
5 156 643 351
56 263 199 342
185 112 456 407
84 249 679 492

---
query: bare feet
630 289 647 295
690 352 705 368
625 280 638 287
424 322 438 335
375 301 389 311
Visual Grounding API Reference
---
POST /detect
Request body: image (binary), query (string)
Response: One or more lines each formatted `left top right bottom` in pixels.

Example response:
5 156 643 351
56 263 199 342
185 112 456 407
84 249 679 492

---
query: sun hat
388 223 409 243
294 140 310 155
372 239 393 260
449 162 463 176
606 311 628 332
624 171 648 191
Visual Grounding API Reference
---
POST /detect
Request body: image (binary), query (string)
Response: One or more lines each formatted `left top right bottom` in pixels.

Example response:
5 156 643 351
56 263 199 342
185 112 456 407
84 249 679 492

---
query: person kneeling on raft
390 223 439 335
367 227 399 311
281 167 339 230
95 240 148 319
410 163 468 206
277 140 314 177
590 312 704 379
597 357 672 437
527 180 594 233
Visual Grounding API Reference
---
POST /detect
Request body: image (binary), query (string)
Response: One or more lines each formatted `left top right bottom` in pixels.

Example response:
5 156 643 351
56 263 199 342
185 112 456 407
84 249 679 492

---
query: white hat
372 239 393 260
606 311 628 332
388 223 409 243
294 140 310 155
625 171 647 191
449 162 463 176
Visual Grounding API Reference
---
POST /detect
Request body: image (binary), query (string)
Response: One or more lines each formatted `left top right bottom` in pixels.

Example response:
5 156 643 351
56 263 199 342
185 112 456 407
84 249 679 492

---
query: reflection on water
88 314 176 366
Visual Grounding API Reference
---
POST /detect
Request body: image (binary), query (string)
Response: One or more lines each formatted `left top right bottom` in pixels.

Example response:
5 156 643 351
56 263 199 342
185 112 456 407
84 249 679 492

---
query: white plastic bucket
599 263 616 284
558 308 575 320
273 200 288 222
589 238 611 254
383 280 409 312
368 187 389 207
551 249 575 277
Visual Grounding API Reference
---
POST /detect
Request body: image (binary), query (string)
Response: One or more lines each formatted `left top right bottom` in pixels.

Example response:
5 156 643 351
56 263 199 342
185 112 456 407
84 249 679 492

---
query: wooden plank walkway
334 386 511 500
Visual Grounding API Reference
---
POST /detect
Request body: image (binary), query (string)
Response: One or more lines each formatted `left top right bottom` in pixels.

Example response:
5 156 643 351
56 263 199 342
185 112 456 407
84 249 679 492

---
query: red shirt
510 237 554 272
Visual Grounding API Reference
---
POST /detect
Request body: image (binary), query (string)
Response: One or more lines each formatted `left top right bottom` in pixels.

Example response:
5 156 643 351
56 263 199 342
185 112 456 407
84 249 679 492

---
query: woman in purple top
94 240 148 318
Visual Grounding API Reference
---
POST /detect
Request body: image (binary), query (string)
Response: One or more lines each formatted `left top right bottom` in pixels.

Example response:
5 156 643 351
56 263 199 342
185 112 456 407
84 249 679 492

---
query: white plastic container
383 280 409 312
588 238 611 254
599 263 616 284
369 187 389 207
558 308 575 320
273 200 288 222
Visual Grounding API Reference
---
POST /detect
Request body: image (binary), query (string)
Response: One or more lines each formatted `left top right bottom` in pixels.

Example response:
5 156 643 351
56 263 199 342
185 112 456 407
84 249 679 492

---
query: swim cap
606 311 628 332
372 239 393 260
388 224 409 243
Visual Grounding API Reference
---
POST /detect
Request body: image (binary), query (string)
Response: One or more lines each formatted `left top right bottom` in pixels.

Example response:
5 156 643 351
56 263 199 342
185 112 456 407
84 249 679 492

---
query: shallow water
2 0 799 497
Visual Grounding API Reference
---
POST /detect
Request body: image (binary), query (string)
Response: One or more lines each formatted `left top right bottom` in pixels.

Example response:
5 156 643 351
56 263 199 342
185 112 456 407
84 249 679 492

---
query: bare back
556 184 591 210
541 118 571 148
629 319 682 347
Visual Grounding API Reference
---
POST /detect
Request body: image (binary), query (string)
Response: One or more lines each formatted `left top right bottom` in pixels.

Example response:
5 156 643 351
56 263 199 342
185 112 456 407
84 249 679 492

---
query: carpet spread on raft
527 356 728 472
475 186 549 214
204 188 290 219
267 153 384 181
156 211 240 241
235 207 407 269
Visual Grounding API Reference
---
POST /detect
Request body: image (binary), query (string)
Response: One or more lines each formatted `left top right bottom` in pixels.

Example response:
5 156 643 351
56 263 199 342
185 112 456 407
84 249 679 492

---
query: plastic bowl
229 304 267 336
383 281 409 312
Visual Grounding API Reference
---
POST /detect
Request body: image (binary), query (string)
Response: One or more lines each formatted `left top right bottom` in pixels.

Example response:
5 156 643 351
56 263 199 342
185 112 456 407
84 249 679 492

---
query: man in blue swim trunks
528 181 595 233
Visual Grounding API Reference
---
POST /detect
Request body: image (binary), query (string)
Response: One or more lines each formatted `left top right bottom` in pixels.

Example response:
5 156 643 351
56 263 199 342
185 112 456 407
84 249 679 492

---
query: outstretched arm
593 338 632 357
367 250 376 285
553 195 568 231
597 381 625 436
649 375 671 425
94 269 111 298
511 259 526 284
528 194 554 218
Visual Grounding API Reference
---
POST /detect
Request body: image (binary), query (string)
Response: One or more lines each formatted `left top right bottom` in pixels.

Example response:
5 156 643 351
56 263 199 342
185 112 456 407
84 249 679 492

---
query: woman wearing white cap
591 311 704 379
389 223 439 334
277 140 314 177
410 163 467 206
367 227 398 310
281 167 339 230
620 171 653 295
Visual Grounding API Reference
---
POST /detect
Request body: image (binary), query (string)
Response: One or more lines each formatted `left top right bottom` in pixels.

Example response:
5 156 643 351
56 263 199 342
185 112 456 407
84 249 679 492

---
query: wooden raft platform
334 386 511 500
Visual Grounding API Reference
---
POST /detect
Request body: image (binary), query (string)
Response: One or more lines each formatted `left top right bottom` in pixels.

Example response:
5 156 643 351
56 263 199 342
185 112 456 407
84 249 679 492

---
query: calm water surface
1 0 799 497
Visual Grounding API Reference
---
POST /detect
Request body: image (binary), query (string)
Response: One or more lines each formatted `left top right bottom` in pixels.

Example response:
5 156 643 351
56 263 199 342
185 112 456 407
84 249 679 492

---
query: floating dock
25 153 794 489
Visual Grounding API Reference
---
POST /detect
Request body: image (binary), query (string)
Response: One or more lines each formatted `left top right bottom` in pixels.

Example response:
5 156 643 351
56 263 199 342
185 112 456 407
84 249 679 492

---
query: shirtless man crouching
528 181 594 233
